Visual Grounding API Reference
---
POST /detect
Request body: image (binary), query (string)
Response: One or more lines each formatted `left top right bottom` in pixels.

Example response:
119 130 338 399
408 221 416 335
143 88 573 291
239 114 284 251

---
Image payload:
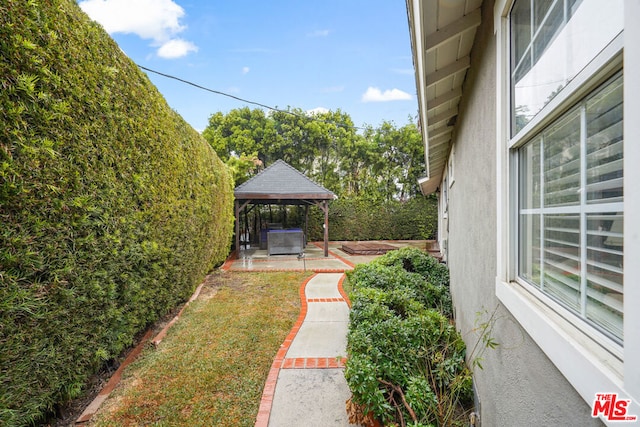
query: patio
221 240 434 272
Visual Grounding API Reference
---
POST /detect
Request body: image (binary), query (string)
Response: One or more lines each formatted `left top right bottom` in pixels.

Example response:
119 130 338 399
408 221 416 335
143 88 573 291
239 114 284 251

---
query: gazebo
233 160 336 257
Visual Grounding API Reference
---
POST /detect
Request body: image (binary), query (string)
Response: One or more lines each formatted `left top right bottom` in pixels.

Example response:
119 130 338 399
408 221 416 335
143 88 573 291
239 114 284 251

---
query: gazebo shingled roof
233 160 336 256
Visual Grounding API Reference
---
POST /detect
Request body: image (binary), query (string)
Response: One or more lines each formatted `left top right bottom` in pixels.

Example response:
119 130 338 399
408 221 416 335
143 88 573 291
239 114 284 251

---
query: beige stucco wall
445 1 602 425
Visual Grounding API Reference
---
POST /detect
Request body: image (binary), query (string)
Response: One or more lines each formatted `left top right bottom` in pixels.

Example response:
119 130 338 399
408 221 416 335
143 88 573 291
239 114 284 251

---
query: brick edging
254 273 315 427
337 273 351 307
281 357 347 369
76 278 208 424
219 250 237 271
311 241 356 268
227 268 348 273
76 330 154 423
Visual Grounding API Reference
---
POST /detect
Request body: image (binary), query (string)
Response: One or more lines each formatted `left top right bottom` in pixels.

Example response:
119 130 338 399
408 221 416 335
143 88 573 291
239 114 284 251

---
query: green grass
89 271 309 427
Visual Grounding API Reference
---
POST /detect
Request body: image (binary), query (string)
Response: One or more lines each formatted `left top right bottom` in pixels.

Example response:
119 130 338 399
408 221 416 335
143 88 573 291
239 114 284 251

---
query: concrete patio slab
222 240 435 273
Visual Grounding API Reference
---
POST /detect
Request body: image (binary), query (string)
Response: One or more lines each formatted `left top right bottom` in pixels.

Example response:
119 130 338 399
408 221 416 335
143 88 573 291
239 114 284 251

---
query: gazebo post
304 205 309 246
235 200 251 258
323 200 329 257
235 200 241 258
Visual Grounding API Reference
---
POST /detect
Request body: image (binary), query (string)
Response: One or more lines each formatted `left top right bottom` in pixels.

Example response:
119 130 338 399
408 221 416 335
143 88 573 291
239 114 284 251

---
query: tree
226 153 263 186
202 107 273 163
202 107 425 200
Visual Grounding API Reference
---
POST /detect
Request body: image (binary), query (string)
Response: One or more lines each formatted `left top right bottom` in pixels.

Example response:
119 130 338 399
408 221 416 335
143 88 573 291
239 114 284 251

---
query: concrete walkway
255 273 353 427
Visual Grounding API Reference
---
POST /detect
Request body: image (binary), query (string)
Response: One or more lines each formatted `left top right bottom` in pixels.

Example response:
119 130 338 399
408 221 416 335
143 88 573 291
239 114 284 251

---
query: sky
77 0 419 132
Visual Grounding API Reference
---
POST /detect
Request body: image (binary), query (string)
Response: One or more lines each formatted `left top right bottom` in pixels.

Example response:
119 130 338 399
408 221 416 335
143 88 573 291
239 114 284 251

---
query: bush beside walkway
344 247 473 426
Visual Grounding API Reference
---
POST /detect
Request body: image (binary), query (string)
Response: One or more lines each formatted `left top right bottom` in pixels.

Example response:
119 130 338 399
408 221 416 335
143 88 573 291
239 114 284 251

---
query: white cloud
242 66 250 74
307 107 329 115
307 29 330 37
157 39 198 58
79 0 197 59
361 87 412 102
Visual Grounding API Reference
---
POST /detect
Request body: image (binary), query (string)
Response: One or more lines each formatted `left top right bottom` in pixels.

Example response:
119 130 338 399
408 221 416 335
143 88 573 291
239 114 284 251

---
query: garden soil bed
341 242 398 255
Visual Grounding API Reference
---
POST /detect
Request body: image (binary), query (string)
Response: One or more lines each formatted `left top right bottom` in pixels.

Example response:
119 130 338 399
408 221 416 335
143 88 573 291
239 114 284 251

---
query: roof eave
407 0 483 196
234 193 336 201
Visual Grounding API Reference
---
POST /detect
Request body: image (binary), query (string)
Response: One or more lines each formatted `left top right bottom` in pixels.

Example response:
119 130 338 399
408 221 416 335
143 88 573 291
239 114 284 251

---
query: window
496 0 639 413
510 0 623 135
509 0 624 343
518 74 623 341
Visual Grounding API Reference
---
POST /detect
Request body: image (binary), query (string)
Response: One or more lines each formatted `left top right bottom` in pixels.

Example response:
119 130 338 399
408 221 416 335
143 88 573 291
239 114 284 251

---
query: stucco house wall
445 1 602 425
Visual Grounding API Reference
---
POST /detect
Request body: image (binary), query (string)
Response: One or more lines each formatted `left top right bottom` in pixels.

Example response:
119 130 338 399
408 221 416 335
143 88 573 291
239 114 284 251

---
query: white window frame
494 0 640 422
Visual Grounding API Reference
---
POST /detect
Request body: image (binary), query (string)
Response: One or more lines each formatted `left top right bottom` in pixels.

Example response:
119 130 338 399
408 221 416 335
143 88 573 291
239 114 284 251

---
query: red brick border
337 274 351 307
76 275 209 424
227 267 349 273
311 241 356 268
281 357 347 369
254 273 350 427
76 329 153 423
219 250 237 271
308 297 345 303
254 273 315 427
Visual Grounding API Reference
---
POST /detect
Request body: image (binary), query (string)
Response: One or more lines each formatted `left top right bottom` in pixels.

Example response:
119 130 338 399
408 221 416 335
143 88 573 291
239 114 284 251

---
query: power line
136 64 366 131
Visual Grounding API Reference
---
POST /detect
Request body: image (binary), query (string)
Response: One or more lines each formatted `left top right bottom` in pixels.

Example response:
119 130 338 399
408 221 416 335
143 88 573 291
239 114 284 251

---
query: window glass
586 212 623 338
543 213 581 310
519 212 541 285
586 77 623 203
543 108 580 207
510 0 623 135
519 137 541 209
532 0 562 63
511 0 531 69
517 74 623 341
533 0 554 30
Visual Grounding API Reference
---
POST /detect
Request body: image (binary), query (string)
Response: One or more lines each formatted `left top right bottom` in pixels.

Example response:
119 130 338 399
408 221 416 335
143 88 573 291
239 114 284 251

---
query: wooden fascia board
234 194 335 201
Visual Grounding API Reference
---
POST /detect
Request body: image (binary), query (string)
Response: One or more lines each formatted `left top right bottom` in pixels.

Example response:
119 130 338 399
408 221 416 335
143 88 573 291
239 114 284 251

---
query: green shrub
348 248 452 318
0 1 234 424
373 246 449 288
345 250 472 425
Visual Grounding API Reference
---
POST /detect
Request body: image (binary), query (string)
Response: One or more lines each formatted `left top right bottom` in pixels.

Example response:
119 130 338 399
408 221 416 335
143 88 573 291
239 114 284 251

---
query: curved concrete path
255 273 352 427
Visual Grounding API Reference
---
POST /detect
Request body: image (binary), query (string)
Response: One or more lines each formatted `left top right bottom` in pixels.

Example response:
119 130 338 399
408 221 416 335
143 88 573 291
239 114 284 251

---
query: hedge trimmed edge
0 1 234 424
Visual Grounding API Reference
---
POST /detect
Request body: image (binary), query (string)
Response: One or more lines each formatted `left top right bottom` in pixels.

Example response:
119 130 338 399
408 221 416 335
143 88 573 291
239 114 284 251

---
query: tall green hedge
307 196 437 241
0 1 234 424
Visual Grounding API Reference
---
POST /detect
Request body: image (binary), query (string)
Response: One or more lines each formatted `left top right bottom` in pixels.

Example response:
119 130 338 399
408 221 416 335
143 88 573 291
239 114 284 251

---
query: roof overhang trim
418 176 441 196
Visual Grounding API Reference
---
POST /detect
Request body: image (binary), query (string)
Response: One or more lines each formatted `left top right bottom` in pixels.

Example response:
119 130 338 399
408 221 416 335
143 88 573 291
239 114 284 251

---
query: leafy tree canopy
203 108 424 200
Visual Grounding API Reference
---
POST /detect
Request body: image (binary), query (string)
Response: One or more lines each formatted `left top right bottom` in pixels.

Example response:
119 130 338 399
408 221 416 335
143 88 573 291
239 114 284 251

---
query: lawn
88 271 310 427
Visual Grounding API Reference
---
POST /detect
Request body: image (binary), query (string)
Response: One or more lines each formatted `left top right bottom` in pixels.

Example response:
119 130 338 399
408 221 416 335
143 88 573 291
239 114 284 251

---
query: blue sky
78 0 418 132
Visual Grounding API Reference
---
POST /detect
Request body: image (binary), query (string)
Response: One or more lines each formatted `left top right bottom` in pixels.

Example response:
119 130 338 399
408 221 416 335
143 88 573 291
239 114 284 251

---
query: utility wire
136 64 366 131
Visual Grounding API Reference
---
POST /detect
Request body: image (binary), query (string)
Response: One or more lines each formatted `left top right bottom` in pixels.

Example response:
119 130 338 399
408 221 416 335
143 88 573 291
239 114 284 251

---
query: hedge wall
0 1 234 424
307 196 437 242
